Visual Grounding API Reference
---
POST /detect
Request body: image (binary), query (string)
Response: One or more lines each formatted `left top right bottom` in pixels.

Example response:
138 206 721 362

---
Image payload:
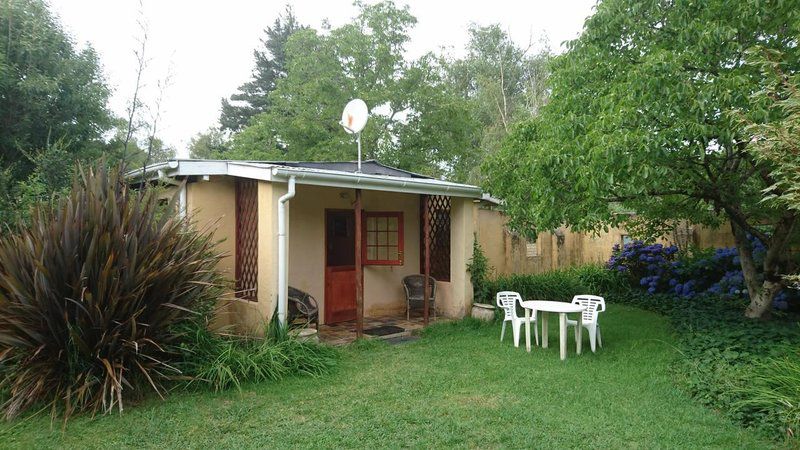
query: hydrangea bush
607 240 797 310
607 242 678 294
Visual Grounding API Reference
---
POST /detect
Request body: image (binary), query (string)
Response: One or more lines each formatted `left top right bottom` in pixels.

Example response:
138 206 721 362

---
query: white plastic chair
496 291 538 347
566 294 605 352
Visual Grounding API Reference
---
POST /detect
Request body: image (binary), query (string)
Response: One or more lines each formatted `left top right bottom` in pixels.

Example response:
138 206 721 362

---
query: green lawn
0 305 773 449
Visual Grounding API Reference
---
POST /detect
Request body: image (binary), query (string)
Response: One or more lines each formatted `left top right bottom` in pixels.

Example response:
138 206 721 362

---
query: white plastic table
520 300 585 360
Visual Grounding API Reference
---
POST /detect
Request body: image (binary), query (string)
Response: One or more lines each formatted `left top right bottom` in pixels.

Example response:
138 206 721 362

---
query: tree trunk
730 218 793 319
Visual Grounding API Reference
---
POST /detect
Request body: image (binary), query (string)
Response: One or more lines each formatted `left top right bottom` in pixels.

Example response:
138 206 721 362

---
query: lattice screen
235 179 258 300
420 195 451 282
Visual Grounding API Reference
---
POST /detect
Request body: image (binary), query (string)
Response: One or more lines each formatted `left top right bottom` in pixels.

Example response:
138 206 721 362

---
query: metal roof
263 160 430 179
130 159 483 198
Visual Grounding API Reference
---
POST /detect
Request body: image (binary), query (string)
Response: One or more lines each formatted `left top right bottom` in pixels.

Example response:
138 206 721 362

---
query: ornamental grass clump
0 164 224 420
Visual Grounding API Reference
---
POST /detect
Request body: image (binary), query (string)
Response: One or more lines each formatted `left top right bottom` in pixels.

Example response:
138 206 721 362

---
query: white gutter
125 160 178 180
270 167 481 198
277 176 296 326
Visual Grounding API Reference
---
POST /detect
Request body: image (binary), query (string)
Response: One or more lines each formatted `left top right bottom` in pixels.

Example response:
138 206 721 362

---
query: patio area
318 313 443 345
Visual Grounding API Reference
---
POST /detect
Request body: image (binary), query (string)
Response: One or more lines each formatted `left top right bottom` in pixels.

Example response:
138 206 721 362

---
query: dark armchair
288 286 319 328
402 275 437 320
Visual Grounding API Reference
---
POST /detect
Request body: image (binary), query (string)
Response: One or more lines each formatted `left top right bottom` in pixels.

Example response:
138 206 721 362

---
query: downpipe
277 176 296 326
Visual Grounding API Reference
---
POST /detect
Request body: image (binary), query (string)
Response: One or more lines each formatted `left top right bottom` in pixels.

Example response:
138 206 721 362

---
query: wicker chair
402 275 437 320
288 286 319 328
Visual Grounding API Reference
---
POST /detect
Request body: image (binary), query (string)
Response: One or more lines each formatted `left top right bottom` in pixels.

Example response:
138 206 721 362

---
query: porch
318 313 444 345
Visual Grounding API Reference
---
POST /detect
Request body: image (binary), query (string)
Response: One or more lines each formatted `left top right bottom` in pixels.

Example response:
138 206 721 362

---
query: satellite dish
341 99 369 134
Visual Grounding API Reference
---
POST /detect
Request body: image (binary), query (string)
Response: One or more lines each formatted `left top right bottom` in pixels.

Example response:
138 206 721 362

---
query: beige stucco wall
695 223 736 248
436 196 475 318
477 207 737 278
184 177 284 334
185 177 237 329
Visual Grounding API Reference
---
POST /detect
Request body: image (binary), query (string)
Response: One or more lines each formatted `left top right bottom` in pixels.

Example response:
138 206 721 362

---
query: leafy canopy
222 1 480 181
485 0 800 237
219 5 304 133
0 0 155 226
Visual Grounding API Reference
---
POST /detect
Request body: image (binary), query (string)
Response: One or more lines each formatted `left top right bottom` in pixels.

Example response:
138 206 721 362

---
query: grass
0 305 773 448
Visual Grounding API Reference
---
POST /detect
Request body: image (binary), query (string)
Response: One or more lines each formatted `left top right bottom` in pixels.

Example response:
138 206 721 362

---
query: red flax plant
0 164 224 420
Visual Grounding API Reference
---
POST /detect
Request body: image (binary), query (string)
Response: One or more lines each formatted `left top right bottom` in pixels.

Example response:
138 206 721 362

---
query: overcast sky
48 0 597 157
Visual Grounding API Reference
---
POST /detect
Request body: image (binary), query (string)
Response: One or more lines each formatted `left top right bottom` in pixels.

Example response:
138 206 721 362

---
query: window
363 212 404 265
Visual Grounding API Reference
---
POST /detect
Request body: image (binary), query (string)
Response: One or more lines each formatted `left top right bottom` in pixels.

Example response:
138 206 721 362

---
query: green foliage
743 54 800 290
612 292 800 442
178 310 337 392
483 0 800 317
0 0 113 198
467 237 492 304
224 1 481 182
485 265 629 302
734 356 800 440
188 127 230 159
446 24 550 179
177 327 338 392
214 5 551 183
0 141 76 226
744 50 800 214
0 164 224 420
219 5 304 132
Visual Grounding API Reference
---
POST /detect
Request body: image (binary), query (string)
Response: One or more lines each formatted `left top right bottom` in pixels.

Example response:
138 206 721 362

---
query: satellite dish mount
340 99 369 173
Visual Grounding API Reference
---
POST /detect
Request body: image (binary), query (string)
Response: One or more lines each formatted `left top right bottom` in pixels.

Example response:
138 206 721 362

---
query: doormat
363 325 406 336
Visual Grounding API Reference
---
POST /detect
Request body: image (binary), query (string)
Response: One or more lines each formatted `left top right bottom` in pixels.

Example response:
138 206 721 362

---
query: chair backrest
496 291 522 320
402 275 436 299
572 294 605 323
288 286 319 326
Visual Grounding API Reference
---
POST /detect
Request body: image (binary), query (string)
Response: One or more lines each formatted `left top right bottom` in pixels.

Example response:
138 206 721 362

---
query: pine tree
219 6 304 132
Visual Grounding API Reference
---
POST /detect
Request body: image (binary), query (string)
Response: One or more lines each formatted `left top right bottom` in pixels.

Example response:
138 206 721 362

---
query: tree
219 5 303 132
484 0 800 318
0 0 113 173
745 50 800 289
188 128 229 159
228 1 480 181
0 0 113 224
448 25 550 154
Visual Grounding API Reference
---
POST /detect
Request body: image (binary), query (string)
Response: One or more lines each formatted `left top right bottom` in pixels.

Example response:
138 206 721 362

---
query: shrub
608 240 798 309
611 291 800 442
734 356 800 440
467 237 492 304
572 264 631 296
0 164 224 420
485 265 628 302
607 241 679 294
178 315 338 392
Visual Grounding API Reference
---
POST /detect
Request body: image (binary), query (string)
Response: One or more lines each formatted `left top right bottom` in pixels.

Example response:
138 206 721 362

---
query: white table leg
559 313 567 361
541 312 548 349
576 314 583 355
525 308 531 353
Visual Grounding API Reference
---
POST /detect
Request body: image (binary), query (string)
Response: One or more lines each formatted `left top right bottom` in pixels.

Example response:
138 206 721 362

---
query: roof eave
269 166 482 198
129 159 482 198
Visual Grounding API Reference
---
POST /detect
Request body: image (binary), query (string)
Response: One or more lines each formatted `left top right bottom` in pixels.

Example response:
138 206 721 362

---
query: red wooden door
325 210 356 323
